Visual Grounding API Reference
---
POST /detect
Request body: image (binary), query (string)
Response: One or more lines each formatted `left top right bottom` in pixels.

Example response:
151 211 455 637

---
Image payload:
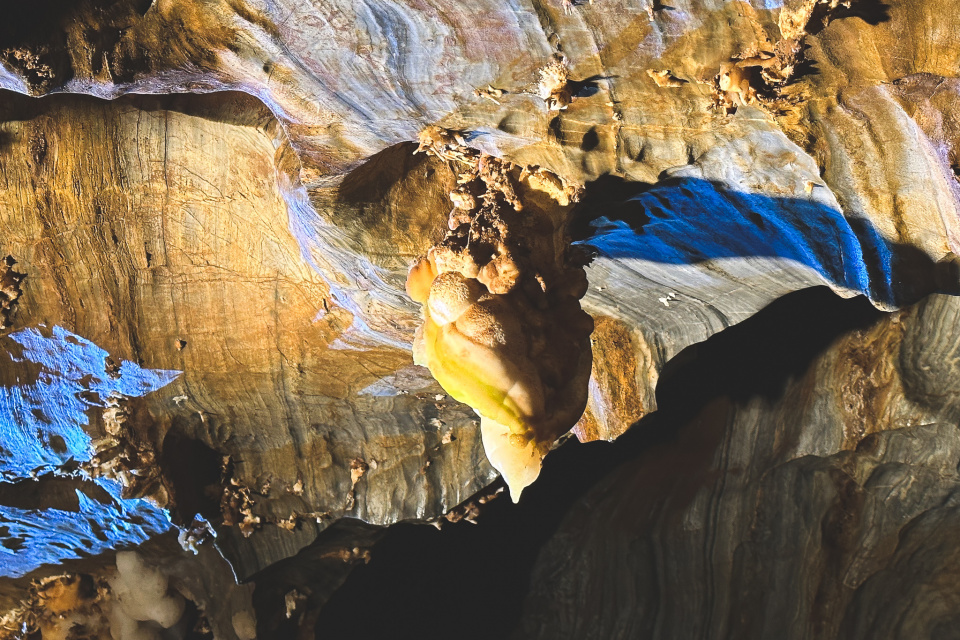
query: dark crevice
159 429 223 525
805 0 892 36
0 0 147 92
0 474 114 512
251 519 385 639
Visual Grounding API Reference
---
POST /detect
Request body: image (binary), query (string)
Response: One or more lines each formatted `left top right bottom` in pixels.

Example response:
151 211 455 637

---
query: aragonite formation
406 127 593 500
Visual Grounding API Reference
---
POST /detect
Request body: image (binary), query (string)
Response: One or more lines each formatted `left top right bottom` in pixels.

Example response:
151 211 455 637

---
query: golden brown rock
0 0 959 635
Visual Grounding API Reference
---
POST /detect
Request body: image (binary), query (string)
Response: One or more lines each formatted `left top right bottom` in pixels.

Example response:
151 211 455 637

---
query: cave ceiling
2 0 960 638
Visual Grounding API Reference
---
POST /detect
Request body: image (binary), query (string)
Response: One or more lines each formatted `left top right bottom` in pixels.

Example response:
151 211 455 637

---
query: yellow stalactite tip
480 415 544 503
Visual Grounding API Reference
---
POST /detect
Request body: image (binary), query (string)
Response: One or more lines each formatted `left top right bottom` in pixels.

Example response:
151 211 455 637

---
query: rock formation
0 0 959 638
407 129 593 500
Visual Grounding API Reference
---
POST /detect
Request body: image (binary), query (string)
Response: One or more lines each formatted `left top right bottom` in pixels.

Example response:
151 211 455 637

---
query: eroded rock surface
517 291 960 640
0 92 495 585
0 0 959 637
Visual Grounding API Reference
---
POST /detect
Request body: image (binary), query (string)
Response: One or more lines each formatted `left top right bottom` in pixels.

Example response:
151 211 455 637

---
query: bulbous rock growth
407 129 593 500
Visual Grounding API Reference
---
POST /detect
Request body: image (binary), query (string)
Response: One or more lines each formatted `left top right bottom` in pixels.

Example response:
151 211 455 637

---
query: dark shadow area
654 287 884 426
0 474 113 512
568 173 960 308
251 519 385 638
0 1 77 90
806 0 892 36
159 429 223 525
0 0 152 92
0 130 15 154
567 173 655 239
0 89 278 134
569 74 616 99
778 42 819 85
306 286 888 640
329 139 456 269
338 142 425 206
580 126 601 151
547 115 566 145
175 598 215 640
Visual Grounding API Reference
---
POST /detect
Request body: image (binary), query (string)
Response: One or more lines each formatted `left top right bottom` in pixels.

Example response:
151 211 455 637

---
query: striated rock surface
517 291 960 639
0 91 495 586
0 0 959 637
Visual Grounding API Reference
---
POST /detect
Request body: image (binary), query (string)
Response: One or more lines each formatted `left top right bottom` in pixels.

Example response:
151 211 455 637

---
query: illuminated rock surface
406 136 593 501
0 0 959 637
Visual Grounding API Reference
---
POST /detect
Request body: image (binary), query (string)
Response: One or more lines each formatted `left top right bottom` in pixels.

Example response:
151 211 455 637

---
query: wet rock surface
0 0 959 638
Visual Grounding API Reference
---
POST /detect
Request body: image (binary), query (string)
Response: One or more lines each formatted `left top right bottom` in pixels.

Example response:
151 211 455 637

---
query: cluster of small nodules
0 553 189 640
408 249 592 499
0 574 106 640
221 461 262 538
85 393 169 508
107 552 186 640
411 257 589 416
0 255 25 331
408 133 593 497
537 54 573 111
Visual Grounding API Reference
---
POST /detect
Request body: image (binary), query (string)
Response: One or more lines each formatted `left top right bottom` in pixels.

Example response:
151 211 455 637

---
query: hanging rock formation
407 129 593 500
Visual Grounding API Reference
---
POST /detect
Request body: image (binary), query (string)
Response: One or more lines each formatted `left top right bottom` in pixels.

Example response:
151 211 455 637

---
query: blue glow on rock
582 177 896 306
0 325 180 577
0 480 174 578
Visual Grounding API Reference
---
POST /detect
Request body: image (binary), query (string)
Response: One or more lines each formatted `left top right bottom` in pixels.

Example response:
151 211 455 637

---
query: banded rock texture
0 89 497 608
0 0 958 638
518 291 960 640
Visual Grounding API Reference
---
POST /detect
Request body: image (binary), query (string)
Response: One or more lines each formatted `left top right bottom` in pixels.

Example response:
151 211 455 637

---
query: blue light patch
0 325 180 577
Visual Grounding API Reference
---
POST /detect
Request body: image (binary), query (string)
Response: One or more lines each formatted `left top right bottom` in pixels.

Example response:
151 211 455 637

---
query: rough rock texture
0 91 495 584
517 291 960 640
406 135 594 500
0 535 256 640
0 0 959 637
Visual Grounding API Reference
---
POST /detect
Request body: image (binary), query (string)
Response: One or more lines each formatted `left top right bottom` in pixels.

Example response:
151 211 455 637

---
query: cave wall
1 0 959 638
